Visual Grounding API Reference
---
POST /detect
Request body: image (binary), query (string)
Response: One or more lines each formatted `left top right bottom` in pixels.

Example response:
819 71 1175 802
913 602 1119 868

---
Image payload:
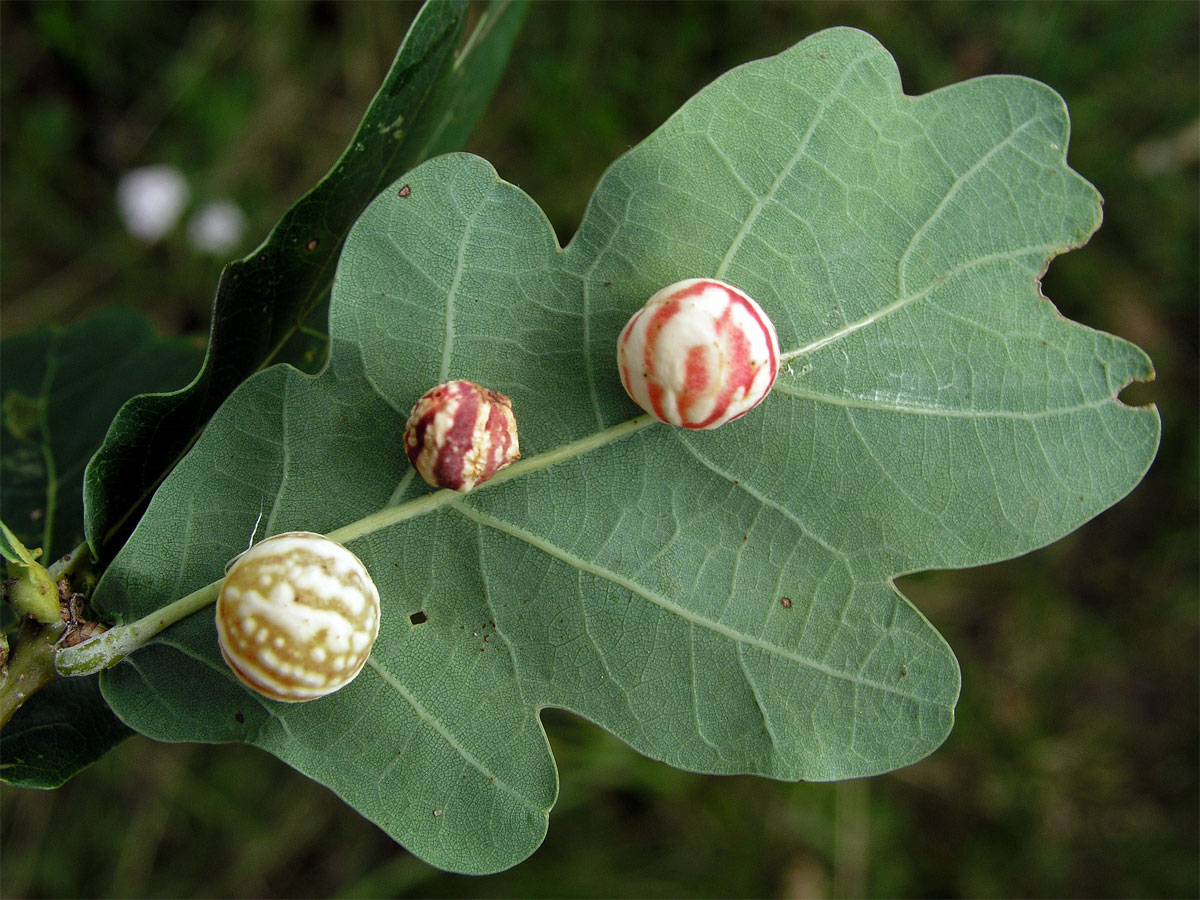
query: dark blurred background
1 2 1196 897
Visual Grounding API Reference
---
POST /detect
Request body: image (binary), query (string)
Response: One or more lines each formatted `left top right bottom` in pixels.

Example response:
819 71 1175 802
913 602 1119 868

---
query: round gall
216 532 380 702
404 380 520 492
617 278 780 429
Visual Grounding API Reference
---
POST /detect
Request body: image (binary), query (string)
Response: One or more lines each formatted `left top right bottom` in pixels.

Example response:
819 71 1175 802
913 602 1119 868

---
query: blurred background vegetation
1 1 1196 897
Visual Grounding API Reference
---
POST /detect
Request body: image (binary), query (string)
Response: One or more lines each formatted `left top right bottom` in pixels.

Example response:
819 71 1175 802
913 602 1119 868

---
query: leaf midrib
315 399 938 707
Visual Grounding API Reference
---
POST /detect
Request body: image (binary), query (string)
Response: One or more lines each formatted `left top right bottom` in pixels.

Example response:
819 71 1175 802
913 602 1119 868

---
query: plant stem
55 414 659 677
54 581 219 677
0 620 64 728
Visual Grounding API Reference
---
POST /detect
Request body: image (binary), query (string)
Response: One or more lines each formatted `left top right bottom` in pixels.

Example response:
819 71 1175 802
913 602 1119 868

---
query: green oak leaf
91 28 1159 874
82 0 525 561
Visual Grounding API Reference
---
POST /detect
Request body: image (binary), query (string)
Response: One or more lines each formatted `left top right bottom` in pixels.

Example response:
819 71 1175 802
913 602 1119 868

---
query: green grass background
1 2 1196 897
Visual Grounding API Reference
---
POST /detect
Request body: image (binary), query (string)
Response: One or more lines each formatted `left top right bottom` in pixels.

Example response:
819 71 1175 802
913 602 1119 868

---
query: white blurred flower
116 165 190 242
187 200 248 256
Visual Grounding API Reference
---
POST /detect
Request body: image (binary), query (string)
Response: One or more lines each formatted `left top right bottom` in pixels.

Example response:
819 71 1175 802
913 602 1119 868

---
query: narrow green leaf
0 520 34 566
92 27 1158 874
82 0 526 560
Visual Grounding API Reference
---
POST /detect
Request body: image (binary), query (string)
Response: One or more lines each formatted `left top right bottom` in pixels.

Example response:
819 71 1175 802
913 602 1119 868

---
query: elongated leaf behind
93 28 1158 874
82 0 526 560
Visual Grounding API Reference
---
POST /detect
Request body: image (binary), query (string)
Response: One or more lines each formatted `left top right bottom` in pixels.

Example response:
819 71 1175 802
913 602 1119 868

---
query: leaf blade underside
94 27 1158 874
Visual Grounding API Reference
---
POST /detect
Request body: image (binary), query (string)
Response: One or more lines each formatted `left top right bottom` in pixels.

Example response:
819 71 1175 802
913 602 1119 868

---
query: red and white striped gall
404 380 520 492
617 278 781 429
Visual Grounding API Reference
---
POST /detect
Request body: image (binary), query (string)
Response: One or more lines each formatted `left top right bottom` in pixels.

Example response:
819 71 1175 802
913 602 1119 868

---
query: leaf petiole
54 580 220 677
55 413 658 677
